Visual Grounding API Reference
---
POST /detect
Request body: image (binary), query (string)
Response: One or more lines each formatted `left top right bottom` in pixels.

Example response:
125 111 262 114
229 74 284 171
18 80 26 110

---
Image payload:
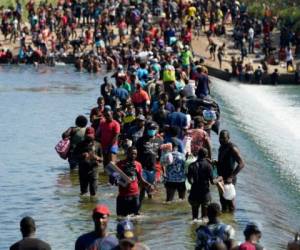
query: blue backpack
195 223 228 250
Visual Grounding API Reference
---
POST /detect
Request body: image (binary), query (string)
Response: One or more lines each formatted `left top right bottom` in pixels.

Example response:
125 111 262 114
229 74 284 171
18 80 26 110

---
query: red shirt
131 89 150 105
239 242 256 250
99 120 120 149
117 160 142 197
188 128 209 156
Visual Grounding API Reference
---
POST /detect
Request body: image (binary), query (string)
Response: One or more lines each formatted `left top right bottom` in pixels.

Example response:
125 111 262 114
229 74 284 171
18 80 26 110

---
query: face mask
147 129 157 137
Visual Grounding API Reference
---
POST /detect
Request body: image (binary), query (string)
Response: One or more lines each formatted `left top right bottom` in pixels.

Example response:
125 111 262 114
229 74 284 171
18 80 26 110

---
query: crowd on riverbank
1 0 300 83
5 0 300 249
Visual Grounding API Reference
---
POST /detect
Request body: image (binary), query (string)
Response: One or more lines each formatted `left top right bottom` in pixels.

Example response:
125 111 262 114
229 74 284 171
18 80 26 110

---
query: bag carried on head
55 138 70 160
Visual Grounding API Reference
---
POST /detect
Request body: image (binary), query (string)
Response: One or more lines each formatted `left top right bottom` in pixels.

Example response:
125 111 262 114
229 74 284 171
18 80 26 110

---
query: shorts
103 145 119 154
188 192 211 207
142 169 156 184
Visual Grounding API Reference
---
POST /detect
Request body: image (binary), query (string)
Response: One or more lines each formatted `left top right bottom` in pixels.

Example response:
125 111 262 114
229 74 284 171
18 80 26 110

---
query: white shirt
248 27 254 39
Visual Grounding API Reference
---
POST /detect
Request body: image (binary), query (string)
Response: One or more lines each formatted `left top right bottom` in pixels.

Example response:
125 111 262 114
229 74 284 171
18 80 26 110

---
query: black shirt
217 142 238 181
10 237 51 250
136 135 163 171
188 159 213 199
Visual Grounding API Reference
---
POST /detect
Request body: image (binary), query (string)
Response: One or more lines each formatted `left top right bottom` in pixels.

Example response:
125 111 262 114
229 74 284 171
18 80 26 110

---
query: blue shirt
137 68 149 87
164 137 184 153
195 74 209 97
167 112 187 129
113 87 129 102
75 232 118 250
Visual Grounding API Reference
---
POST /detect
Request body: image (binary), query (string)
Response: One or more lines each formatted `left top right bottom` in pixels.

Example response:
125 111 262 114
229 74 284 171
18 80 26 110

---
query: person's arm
231 146 245 177
109 122 120 147
204 135 212 160
62 127 73 139
187 164 193 184
137 164 154 191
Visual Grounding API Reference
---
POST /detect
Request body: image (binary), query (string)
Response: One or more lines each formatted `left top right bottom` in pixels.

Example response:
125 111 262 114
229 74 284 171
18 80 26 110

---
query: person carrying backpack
62 115 88 169
195 203 235 250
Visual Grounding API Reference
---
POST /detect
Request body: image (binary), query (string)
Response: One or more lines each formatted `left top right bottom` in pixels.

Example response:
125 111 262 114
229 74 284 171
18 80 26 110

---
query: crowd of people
5 0 300 249
0 0 299 80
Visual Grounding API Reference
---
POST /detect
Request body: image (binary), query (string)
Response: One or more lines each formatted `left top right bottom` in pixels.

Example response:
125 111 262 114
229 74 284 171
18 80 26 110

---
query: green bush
248 2 265 18
279 7 300 30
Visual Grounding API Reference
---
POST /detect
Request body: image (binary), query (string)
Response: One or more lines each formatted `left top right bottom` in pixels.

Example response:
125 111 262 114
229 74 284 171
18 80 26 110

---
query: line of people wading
6 0 300 249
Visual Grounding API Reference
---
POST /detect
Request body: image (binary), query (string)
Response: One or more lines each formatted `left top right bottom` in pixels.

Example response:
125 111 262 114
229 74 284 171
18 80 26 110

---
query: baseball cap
93 204 111 216
136 114 146 121
117 220 136 245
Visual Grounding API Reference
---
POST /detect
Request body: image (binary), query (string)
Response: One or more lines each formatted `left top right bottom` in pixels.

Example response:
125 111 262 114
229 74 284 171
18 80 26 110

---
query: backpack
196 223 227 250
55 138 70 159
131 9 141 24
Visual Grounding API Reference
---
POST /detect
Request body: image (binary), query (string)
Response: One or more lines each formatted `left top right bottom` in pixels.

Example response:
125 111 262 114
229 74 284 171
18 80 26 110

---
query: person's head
193 116 205 129
92 204 111 236
196 65 203 74
146 122 158 137
159 93 169 103
207 203 221 221
85 127 95 142
116 220 137 250
126 146 137 161
136 115 146 128
104 109 113 122
20 216 36 237
97 97 105 107
75 115 88 128
198 148 208 160
136 83 142 91
219 130 230 146
243 222 262 243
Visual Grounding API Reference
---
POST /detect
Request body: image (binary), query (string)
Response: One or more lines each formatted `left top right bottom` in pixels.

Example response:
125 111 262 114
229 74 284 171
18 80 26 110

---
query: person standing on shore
215 130 245 212
217 43 225 69
248 26 255 54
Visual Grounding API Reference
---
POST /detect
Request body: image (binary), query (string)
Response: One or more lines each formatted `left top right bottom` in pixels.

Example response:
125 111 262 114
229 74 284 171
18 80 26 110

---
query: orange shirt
131 89 150 104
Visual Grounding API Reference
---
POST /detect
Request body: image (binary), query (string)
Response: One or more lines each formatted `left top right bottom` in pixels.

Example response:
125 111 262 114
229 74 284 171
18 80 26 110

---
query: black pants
165 181 186 202
116 195 140 216
79 167 98 196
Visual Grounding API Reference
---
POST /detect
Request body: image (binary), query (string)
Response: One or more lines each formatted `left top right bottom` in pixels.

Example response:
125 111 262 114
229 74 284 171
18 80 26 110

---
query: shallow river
0 65 299 250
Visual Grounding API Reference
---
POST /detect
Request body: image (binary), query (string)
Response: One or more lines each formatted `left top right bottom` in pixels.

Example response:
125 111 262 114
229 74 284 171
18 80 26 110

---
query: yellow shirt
188 6 197 17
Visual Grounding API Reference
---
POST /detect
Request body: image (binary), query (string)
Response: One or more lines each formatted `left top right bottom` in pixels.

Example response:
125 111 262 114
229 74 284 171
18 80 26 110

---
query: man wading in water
215 130 245 212
75 204 118 250
10 216 51 250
